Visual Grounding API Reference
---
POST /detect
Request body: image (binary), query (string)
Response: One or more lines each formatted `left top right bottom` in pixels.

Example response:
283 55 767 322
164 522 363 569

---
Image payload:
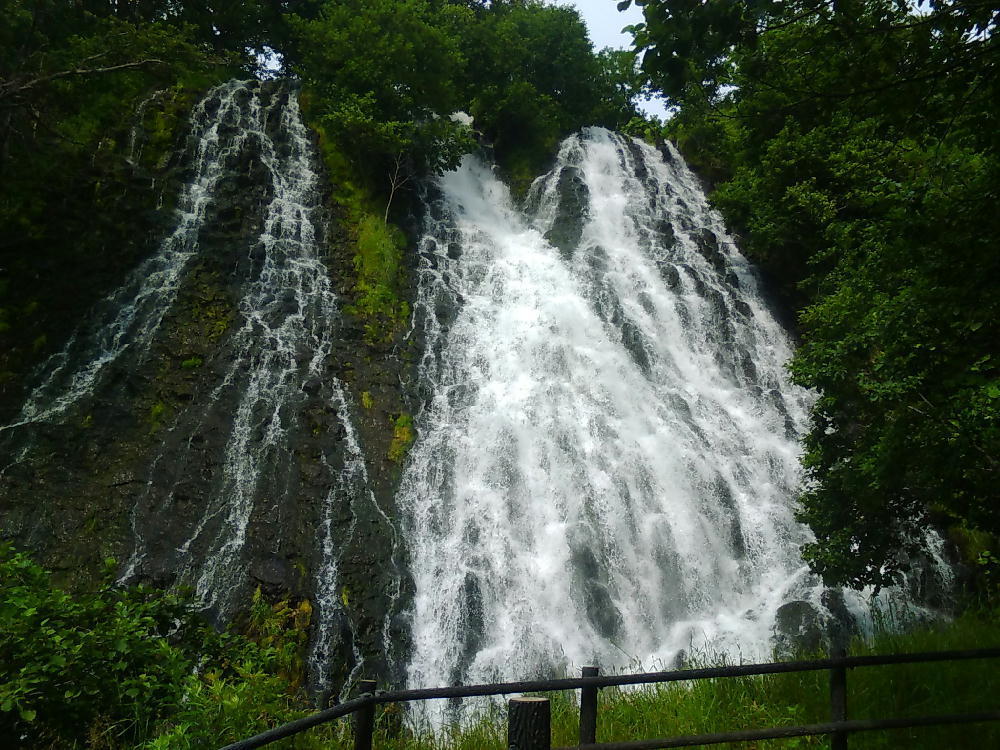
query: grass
302 112 410 344
260 605 1000 749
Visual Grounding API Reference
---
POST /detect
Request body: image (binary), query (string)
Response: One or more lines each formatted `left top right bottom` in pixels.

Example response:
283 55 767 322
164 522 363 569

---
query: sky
552 0 671 120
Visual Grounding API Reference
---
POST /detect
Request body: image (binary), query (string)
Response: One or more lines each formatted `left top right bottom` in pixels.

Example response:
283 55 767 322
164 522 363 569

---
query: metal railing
219 647 1000 750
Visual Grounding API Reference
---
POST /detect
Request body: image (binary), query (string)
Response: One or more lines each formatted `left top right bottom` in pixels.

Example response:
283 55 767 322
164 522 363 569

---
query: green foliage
353 215 408 329
0 543 333 749
247 587 314 691
388 413 416 463
148 400 170 433
289 0 638 196
300 120 411 343
289 0 472 178
638 0 1000 588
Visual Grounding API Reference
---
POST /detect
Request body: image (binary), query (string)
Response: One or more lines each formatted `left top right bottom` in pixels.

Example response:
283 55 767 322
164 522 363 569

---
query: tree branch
0 59 166 102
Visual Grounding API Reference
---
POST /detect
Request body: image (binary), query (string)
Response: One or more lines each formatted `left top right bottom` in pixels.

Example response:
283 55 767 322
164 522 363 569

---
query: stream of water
399 129 869 693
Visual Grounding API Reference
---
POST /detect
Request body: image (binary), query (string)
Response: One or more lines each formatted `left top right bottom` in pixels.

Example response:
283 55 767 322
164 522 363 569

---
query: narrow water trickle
399 128 867 696
0 80 394 695
3 80 251 432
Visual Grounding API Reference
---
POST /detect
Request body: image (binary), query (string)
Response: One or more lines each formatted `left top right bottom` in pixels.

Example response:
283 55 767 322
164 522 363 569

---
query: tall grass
282 606 1000 750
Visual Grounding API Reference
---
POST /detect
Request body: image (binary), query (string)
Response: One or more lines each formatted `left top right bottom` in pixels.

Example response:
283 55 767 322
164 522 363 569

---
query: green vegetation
289 0 639 191
626 0 1000 589
147 401 170 433
0 543 329 749
388 413 417 463
350 214 410 342
6 540 997 748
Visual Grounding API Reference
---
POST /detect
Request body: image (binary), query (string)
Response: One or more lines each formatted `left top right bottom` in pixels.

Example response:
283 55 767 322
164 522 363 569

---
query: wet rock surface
0 80 412 694
543 166 589 259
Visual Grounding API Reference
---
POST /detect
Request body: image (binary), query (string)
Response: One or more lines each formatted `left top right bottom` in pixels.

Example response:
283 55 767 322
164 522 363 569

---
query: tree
289 0 472 178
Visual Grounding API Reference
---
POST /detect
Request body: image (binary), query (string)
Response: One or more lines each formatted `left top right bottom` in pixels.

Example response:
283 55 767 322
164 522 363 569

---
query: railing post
830 646 848 750
579 665 600 745
508 696 551 750
354 678 377 750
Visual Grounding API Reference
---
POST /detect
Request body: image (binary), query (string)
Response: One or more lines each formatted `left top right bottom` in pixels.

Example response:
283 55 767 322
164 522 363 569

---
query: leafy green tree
289 0 473 179
450 0 638 186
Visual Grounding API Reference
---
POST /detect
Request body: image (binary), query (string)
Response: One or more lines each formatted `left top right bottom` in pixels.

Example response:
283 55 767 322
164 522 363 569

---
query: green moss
180 356 203 369
355 214 403 283
247 587 314 691
387 413 415 463
148 401 170 433
140 85 203 172
304 119 411 343
360 391 374 410
345 214 410 342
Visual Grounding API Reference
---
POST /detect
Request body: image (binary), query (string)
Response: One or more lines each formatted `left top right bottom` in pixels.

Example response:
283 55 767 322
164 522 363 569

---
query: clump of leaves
0 545 199 745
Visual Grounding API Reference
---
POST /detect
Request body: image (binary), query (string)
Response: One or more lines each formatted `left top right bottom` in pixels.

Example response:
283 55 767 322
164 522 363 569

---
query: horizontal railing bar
219 694 375 750
554 711 1000 750
374 648 1000 701
218 648 1000 749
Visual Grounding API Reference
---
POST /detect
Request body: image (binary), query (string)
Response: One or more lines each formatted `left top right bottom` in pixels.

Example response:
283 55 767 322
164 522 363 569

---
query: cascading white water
2 81 254 432
162 84 354 612
1 80 385 688
116 84 381 676
400 128 850 692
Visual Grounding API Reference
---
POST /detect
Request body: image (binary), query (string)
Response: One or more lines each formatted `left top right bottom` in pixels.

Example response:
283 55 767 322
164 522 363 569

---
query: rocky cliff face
0 79 416 692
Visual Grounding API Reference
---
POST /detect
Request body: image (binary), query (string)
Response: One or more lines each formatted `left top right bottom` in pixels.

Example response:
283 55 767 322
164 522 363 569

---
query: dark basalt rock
0 80 414 695
543 166 589 260
773 599 825 656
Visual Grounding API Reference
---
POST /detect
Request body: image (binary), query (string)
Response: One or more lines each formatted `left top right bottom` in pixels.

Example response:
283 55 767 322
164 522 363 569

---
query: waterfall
400 127 853 691
2 78 947 700
0 80 388 692
3 81 253 432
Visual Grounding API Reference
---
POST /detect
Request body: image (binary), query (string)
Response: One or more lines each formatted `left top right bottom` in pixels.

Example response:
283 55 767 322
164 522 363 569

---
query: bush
0 543 319 749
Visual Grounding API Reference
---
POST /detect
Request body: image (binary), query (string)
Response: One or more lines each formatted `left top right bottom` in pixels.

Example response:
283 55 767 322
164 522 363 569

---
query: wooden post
579 665 600 745
508 696 551 750
354 678 377 750
830 646 848 750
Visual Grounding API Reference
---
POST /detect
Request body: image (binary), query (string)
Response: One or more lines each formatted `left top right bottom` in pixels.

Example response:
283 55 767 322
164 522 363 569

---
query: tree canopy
288 0 640 189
